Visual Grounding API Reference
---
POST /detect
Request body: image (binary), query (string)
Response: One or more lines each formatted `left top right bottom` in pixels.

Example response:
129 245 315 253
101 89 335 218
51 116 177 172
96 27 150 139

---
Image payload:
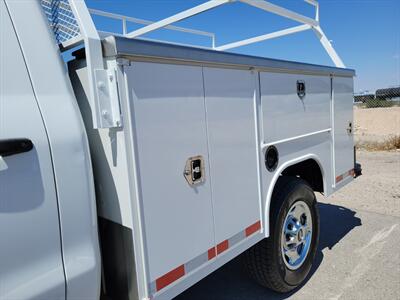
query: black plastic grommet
265 146 279 172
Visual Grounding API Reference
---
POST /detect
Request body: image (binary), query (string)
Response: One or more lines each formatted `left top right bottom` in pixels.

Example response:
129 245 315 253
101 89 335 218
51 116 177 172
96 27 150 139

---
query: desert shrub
364 99 396 108
356 135 400 151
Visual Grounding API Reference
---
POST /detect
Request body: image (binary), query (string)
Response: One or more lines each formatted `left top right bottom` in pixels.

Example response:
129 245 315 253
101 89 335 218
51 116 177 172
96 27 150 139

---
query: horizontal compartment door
126 62 214 287
260 72 331 144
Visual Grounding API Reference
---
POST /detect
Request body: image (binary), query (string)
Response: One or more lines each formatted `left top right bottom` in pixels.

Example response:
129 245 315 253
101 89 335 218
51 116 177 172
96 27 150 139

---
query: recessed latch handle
183 156 205 186
297 80 306 98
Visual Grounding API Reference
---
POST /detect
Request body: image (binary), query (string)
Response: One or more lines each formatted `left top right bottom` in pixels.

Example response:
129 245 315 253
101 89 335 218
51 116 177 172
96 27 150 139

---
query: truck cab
0 1 101 299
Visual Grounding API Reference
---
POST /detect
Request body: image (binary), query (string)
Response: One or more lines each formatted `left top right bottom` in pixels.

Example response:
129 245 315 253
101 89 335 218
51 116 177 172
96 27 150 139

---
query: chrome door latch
183 156 205 186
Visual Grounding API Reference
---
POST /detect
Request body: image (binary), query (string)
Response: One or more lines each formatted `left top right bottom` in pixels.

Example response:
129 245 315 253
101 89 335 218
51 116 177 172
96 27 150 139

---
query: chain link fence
354 86 400 108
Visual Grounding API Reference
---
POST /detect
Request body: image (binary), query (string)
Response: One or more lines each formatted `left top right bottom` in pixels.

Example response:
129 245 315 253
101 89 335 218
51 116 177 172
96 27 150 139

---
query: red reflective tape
156 265 185 291
208 247 216 260
335 174 343 183
245 220 261 237
337 168 355 183
217 240 229 254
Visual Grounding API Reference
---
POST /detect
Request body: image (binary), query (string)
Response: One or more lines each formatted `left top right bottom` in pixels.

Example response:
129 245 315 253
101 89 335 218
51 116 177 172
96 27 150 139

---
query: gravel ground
176 150 400 300
325 150 400 217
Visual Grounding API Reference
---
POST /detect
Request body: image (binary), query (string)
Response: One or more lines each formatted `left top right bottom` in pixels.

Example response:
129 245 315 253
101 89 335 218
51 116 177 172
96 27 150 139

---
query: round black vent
265 146 279 172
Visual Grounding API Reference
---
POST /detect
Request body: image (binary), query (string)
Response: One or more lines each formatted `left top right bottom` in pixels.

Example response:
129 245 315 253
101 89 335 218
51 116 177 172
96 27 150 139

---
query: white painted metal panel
260 72 331 144
0 3 65 298
333 77 354 180
70 60 134 228
7 1 102 297
203 67 262 244
125 62 214 282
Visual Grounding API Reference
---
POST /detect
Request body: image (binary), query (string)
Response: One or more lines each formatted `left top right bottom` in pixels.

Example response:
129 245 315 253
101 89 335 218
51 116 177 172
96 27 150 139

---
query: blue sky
86 0 400 93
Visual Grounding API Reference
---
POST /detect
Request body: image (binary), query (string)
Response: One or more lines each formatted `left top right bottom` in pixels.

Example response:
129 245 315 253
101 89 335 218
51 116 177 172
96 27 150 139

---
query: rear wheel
243 176 320 293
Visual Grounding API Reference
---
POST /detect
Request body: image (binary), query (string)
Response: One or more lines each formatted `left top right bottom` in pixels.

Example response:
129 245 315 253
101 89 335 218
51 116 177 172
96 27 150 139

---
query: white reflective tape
148 220 261 296
228 230 246 248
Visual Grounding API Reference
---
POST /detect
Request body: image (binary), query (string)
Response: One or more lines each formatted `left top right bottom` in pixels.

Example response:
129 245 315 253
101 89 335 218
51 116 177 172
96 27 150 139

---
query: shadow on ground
175 203 362 300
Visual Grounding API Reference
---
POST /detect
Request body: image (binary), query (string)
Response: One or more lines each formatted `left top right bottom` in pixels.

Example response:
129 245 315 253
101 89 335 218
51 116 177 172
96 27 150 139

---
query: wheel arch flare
263 154 326 238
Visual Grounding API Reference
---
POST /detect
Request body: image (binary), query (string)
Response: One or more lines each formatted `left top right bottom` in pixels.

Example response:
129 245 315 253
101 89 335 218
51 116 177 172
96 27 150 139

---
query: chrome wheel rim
281 200 313 270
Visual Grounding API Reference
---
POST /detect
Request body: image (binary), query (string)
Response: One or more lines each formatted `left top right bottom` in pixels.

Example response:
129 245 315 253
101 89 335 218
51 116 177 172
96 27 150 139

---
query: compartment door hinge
94 69 122 128
346 121 353 135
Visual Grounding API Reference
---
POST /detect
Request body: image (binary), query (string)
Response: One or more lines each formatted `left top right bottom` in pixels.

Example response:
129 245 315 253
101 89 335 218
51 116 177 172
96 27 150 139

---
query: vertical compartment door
203 67 262 252
125 62 214 294
333 77 354 185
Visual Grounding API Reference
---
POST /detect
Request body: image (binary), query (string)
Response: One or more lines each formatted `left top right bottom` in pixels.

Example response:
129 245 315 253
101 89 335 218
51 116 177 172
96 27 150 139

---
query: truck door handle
0 139 33 157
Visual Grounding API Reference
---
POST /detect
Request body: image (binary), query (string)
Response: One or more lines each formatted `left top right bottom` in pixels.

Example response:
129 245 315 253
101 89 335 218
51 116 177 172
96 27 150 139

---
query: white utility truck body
1 0 356 299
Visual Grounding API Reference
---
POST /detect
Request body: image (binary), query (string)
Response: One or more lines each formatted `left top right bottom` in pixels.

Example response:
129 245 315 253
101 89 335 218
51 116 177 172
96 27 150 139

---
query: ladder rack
41 0 345 129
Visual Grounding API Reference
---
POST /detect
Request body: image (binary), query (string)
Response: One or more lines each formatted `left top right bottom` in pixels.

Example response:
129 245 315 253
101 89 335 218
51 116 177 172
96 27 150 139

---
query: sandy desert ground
354 106 400 145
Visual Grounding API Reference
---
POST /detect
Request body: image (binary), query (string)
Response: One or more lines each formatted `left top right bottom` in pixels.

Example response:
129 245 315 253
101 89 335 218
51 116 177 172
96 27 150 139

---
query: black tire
243 176 320 293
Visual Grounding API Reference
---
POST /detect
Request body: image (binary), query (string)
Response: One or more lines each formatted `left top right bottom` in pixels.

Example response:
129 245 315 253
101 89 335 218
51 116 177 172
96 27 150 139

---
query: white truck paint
1 1 101 299
0 1 357 300
1 4 65 298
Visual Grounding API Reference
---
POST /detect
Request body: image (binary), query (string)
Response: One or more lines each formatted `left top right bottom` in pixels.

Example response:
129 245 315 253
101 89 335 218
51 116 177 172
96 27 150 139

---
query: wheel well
281 159 324 193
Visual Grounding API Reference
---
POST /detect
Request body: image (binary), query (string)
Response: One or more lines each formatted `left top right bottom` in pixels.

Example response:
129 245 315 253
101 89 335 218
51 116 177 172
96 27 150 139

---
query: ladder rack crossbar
89 8 216 39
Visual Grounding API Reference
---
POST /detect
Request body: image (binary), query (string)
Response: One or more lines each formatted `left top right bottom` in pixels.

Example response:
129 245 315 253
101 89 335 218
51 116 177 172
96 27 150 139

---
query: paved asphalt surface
175 151 400 300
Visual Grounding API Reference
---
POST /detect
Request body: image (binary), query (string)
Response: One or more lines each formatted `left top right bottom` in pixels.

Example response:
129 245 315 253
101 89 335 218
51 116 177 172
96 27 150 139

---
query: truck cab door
0 2 65 299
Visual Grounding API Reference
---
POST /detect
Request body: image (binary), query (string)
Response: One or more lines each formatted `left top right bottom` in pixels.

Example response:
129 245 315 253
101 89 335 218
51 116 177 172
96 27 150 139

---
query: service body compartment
203 67 262 247
70 36 355 300
333 76 355 185
126 62 215 283
126 62 263 288
260 72 331 143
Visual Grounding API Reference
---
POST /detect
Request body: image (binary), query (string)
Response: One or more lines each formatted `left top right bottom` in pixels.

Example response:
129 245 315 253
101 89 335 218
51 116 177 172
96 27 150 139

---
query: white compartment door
126 62 215 289
203 67 262 250
333 77 354 184
260 72 332 143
